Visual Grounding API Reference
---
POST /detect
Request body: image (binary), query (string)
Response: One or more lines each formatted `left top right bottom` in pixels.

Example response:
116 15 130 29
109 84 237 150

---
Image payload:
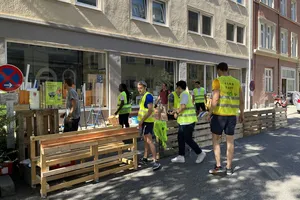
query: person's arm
115 100 124 115
204 94 207 103
168 93 174 111
208 90 219 116
68 99 77 118
239 87 245 123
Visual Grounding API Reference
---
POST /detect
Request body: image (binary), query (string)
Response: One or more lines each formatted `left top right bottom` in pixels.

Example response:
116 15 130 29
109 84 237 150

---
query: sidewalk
5 106 300 200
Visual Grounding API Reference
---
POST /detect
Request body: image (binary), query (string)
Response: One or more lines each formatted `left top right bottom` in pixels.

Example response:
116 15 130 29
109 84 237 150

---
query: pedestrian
155 83 170 120
171 80 206 164
60 78 81 132
207 62 244 175
137 81 161 171
115 83 132 128
193 81 207 116
167 90 180 121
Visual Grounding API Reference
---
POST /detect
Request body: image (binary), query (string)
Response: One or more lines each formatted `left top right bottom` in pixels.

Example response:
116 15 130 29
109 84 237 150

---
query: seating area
30 127 139 198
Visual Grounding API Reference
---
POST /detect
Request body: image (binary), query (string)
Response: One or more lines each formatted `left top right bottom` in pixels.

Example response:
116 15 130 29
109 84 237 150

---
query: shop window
121 56 175 106
153 0 166 24
132 0 147 20
145 59 154 66
126 56 136 64
7 42 107 108
187 64 205 90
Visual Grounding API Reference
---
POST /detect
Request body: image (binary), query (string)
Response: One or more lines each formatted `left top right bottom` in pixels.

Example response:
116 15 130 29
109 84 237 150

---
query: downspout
277 0 281 95
248 0 253 110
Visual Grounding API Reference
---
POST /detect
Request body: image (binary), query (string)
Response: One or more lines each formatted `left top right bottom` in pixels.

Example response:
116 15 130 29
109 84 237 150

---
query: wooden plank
30 139 37 188
133 137 138 170
42 151 137 177
17 114 25 161
49 114 55 134
92 145 99 182
167 120 178 128
47 175 95 193
43 116 48 135
40 152 48 198
194 123 210 130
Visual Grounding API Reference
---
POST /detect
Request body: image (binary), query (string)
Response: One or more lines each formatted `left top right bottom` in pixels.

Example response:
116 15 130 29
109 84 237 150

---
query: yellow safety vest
193 87 205 103
168 91 180 110
117 91 132 114
213 76 240 116
138 92 155 123
177 91 198 124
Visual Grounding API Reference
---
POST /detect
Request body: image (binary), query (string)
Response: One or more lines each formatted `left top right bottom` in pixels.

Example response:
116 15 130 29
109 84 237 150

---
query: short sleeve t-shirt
66 88 81 119
212 79 220 91
168 93 174 104
144 94 153 108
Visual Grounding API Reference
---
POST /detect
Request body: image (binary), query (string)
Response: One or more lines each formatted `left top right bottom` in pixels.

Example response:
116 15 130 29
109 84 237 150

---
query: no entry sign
0 64 23 92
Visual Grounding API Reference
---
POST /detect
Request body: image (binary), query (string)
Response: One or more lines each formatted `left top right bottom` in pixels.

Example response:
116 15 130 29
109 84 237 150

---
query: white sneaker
171 155 185 163
196 152 206 164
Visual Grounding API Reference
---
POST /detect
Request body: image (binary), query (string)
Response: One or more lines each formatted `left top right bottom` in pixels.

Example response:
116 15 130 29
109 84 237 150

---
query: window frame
236 25 245 44
265 68 273 92
259 19 276 51
226 22 235 42
291 0 297 22
260 0 274 8
131 0 149 22
231 0 245 6
280 0 287 16
76 0 99 9
226 21 246 45
280 28 288 55
187 8 213 37
291 32 298 58
152 0 168 26
281 67 296 93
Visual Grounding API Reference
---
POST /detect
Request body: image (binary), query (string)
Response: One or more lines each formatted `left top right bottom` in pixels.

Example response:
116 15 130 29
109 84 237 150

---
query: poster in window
45 82 63 106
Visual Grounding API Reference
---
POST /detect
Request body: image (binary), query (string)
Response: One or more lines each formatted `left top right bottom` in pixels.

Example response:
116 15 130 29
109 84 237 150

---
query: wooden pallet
30 126 138 198
16 109 59 161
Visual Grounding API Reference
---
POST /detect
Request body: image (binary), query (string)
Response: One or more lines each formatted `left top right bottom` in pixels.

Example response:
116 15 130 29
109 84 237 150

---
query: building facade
0 0 250 114
252 0 300 108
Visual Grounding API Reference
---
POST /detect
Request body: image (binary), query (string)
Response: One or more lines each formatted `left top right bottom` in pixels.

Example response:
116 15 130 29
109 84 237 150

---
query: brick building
252 0 300 108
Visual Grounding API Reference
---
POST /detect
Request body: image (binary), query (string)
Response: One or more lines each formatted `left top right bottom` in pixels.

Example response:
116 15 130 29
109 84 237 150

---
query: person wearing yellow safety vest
207 62 244 176
167 90 180 121
171 80 206 164
114 83 132 128
137 81 161 171
193 81 207 116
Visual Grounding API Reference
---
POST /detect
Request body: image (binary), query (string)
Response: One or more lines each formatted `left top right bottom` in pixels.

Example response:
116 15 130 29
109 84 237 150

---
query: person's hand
174 112 178 119
138 121 143 128
60 113 66 118
114 111 118 116
154 104 158 109
206 113 212 122
239 113 244 123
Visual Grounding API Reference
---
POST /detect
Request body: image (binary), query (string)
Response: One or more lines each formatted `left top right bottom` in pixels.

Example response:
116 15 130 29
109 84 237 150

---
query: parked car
297 99 300 114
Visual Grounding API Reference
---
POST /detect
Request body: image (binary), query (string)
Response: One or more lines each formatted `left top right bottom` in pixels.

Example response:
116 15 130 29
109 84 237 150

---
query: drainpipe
248 0 253 110
277 0 280 96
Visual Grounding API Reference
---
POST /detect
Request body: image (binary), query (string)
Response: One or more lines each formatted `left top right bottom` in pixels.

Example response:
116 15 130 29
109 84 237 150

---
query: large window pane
188 10 199 32
202 15 211 36
77 0 97 6
227 23 234 41
153 1 166 24
132 0 147 19
187 64 204 90
121 56 174 106
206 65 214 93
237 26 244 43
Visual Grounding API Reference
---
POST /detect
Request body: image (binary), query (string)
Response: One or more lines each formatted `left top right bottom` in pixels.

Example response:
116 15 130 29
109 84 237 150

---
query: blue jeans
178 123 202 156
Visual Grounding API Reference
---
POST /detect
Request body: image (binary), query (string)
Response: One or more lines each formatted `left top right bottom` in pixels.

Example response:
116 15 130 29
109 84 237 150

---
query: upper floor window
291 1 297 22
281 29 288 55
77 0 97 7
227 22 245 44
291 33 298 58
261 0 273 8
153 1 166 24
188 10 213 37
280 0 287 16
132 0 147 20
260 21 275 50
232 0 244 5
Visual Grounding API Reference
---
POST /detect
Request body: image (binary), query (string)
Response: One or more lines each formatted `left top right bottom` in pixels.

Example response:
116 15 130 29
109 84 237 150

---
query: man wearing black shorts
207 62 244 175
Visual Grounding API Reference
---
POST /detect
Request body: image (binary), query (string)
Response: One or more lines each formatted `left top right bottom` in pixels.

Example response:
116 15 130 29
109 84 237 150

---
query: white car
297 99 300 114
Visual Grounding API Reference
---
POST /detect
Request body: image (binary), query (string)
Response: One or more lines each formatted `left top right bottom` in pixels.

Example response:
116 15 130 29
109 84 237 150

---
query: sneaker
196 151 206 164
209 165 225 175
152 162 161 171
226 168 234 175
198 111 208 118
139 157 149 165
171 155 185 163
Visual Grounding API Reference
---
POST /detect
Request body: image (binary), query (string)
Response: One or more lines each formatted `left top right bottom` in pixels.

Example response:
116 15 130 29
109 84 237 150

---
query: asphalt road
5 106 300 200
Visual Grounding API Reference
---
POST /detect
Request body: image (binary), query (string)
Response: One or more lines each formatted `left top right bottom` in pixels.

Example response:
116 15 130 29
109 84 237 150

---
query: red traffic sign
0 64 23 92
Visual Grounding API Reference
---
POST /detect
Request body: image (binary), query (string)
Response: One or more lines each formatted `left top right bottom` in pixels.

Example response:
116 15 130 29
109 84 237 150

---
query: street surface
5 106 300 200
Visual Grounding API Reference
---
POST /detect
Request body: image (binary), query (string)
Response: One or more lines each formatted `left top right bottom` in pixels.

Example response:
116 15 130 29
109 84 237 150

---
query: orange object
24 91 30 104
86 90 92 106
108 115 119 126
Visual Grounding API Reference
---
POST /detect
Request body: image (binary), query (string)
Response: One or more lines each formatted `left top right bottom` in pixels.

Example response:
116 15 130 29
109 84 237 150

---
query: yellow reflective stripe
216 104 239 108
219 96 240 100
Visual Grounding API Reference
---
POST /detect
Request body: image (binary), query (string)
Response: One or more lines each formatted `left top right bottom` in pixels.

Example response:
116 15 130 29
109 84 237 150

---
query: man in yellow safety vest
167 90 180 121
193 81 207 115
207 62 244 175
137 81 161 171
171 80 206 164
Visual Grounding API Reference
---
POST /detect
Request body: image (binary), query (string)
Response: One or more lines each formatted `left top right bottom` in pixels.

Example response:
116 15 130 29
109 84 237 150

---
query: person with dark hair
155 83 170 120
207 62 244 176
60 78 81 132
167 89 180 121
137 81 161 171
115 83 132 128
171 80 206 164
193 81 207 115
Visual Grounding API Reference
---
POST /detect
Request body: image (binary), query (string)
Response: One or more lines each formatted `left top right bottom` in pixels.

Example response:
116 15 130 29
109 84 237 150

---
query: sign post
0 64 23 148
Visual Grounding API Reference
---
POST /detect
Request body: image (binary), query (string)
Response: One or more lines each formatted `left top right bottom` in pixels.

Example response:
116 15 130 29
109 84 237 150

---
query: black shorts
195 103 206 112
140 122 154 135
210 115 236 136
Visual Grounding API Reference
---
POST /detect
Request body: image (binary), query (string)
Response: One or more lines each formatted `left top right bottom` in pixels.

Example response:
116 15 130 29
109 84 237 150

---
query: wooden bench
30 126 139 198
